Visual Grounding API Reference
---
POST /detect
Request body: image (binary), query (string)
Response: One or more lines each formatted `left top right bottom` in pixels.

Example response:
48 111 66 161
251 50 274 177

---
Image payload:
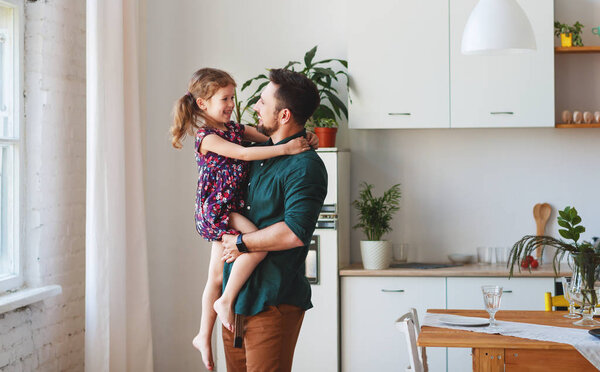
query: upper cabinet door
450 0 554 128
348 0 450 129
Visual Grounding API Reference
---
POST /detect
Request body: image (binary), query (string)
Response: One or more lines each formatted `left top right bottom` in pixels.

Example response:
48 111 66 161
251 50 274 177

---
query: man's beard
258 122 276 137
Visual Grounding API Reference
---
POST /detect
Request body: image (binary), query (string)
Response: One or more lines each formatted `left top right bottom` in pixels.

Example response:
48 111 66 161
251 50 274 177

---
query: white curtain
86 1 154 371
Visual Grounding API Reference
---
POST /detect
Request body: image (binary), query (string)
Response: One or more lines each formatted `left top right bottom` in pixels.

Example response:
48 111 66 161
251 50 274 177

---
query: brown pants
222 304 305 372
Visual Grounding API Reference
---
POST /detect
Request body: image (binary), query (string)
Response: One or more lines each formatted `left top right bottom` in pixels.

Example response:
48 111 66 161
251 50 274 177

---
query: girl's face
197 85 235 124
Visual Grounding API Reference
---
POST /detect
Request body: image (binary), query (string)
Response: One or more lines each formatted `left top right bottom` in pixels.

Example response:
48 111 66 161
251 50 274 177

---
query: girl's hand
285 137 311 155
306 131 320 149
221 234 243 263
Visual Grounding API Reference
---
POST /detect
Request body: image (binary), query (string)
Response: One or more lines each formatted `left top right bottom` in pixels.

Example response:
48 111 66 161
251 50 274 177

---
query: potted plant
238 46 348 146
508 206 600 326
352 182 401 270
554 21 585 47
312 118 338 148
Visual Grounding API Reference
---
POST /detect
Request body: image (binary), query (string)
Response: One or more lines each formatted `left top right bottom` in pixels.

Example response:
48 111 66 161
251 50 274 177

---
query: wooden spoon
533 203 552 260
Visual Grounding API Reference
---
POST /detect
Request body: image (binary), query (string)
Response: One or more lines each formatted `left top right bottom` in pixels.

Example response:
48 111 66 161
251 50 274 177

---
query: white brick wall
0 1 86 371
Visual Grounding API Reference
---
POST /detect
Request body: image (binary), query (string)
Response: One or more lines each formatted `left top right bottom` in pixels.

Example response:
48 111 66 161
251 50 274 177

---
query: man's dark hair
269 68 320 126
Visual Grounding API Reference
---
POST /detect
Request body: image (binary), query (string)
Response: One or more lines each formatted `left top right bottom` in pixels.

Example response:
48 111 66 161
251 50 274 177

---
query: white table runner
423 313 600 370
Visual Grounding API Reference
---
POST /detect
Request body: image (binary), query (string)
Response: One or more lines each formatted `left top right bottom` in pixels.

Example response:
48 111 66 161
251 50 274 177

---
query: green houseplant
237 46 348 146
352 182 401 269
554 21 585 47
508 206 600 326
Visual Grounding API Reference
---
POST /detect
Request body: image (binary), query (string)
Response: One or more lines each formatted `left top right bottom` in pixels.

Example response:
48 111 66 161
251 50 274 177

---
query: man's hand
221 234 243 263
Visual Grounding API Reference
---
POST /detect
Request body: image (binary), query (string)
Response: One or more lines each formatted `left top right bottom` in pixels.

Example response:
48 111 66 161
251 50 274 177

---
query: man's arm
221 222 303 262
222 157 327 262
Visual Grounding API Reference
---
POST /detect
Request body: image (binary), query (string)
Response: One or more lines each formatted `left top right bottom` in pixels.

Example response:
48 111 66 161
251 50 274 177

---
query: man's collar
270 129 306 146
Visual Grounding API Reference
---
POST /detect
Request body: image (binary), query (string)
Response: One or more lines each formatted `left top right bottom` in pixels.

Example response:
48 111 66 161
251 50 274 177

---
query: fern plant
352 182 401 241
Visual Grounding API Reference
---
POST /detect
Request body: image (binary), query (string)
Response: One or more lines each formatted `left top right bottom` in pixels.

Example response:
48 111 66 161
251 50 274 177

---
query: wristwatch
236 234 249 253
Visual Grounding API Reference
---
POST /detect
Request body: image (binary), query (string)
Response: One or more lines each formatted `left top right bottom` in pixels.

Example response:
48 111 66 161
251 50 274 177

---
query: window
0 0 21 291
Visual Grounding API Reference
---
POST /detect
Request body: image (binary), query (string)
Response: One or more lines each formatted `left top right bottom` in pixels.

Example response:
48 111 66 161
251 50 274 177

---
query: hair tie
186 91 194 99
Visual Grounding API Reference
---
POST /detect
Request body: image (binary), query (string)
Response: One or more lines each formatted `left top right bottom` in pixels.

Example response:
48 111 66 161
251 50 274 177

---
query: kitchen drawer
446 276 554 371
447 277 554 310
341 277 446 372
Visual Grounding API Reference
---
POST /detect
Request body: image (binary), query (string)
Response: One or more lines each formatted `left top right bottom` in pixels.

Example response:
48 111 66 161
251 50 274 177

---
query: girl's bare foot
192 333 214 371
213 297 234 332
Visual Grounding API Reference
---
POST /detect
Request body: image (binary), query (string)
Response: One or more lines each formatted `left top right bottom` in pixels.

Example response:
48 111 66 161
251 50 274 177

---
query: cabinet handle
490 112 514 115
504 290 513 293
388 112 411 116
381 289 405 293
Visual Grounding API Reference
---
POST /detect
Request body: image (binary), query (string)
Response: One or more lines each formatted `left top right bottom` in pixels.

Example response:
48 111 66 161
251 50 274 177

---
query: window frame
0 0 23 292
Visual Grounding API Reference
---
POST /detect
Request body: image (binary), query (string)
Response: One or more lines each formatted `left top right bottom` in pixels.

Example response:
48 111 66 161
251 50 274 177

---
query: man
220 68 328 372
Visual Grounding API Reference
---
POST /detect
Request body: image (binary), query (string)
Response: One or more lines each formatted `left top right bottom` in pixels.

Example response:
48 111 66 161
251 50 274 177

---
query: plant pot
360 240 392 270
560 33 573 47
314 127 337 148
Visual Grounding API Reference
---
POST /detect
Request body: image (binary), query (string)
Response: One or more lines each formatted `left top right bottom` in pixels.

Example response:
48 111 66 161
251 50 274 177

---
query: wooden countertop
339 263 571 277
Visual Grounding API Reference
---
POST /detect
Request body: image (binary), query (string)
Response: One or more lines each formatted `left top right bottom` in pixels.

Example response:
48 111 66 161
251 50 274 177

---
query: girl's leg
192 241 225 371
213 212 267 330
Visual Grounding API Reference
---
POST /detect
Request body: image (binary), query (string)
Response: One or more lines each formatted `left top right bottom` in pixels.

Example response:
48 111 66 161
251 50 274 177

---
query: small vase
314 127 337 148
561 33 573 47
570 266 600 327
360 241 392 270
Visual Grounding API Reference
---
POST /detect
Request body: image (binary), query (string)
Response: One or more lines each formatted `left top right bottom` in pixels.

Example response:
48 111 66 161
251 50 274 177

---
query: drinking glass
561 277 581 319
482 285 503 327
477 247 492 265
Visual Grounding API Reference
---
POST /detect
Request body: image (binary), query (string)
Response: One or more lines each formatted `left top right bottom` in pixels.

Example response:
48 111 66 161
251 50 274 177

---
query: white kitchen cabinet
446 277 555 371
341 277 447 372
449 0 554 128
347 0 554 129
347 0 450 129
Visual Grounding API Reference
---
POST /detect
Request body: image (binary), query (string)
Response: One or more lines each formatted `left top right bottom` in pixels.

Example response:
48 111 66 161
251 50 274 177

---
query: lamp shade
461 0 536 55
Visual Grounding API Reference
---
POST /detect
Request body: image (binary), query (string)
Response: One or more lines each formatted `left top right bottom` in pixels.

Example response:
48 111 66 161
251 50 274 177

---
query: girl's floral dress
194 121 248 241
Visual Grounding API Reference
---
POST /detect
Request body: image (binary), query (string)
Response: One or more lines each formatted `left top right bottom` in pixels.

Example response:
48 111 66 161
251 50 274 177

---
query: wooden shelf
555 46 600 54
555 123 600 128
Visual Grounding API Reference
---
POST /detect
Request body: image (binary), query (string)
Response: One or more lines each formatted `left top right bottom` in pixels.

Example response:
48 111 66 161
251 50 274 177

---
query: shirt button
247 205 251 210
260 162 264 166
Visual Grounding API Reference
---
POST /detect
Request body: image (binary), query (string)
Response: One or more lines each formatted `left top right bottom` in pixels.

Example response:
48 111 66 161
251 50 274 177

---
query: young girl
171 68 317 371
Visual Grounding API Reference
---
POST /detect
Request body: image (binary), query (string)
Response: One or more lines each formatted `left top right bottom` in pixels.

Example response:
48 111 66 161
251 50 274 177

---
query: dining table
418 309 598 371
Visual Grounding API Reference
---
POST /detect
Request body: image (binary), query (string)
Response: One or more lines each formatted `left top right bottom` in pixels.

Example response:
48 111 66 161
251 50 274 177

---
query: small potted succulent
555 21 585 47
352 182 401 270
312 118 338 148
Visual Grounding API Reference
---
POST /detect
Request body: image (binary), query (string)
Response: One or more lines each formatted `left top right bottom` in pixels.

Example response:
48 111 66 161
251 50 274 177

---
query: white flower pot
360 240 392 270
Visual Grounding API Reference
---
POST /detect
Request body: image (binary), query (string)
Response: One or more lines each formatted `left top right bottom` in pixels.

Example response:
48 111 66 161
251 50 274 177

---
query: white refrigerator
292 149 350 372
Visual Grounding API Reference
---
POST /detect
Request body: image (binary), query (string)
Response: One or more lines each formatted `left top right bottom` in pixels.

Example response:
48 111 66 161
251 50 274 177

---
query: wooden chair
544 292 570 311
395 308 428 372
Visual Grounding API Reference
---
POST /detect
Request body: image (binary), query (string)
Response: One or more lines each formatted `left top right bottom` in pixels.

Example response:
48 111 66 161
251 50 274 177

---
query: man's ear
279 108 291 125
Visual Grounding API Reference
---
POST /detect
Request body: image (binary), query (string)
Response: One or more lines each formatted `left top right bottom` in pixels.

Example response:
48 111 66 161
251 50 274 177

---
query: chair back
395 308 428 372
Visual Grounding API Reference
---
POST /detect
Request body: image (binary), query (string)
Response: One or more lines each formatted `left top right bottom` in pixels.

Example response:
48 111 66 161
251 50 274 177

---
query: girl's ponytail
170 68 236 149
171 92 199 149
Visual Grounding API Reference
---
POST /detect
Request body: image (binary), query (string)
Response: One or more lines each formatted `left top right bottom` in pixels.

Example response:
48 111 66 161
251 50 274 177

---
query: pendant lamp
461 0 536 55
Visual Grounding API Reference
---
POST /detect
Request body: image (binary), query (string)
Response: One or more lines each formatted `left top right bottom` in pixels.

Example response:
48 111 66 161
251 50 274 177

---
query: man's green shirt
223 129 328 316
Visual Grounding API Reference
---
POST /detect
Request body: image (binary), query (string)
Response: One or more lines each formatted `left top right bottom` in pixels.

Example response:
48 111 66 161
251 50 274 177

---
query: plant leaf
559 229 572 240
304 46 318 68
324 91 348 119
557 220 571 229
282 61 301 70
